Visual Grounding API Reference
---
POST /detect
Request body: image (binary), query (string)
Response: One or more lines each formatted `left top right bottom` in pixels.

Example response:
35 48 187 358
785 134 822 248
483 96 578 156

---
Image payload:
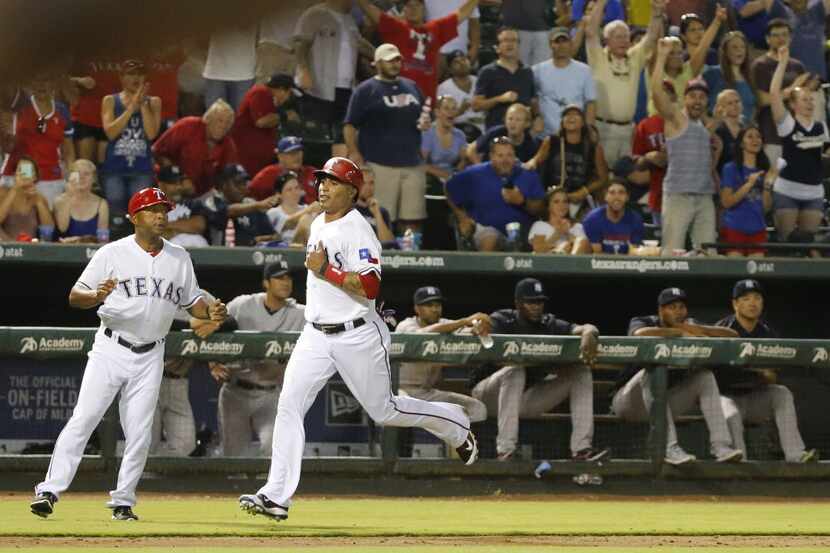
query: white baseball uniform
257 209 471 507
151 290 216 457
35 235 202 508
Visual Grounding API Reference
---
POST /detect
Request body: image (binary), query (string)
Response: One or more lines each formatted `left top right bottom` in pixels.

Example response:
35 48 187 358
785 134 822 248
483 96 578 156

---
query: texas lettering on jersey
116 276 187 306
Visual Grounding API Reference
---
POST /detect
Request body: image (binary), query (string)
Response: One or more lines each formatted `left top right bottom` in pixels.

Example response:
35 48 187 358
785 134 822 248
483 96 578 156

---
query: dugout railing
1 327 829 480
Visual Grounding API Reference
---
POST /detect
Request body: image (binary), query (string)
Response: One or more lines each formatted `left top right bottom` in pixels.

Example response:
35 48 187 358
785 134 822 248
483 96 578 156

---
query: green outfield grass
2 495 830 538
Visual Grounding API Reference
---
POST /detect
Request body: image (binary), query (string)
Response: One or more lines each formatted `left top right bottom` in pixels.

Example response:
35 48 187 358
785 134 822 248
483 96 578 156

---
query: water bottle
505 221 521 251
398 228 415 251
534 460 552 479
472 318 494 349
417 97 432 131
224 219 235 247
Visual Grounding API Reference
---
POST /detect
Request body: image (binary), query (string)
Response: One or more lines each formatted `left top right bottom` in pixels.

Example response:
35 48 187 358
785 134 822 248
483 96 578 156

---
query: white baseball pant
400 387 487 423
472 366 595 456
258 314 470 506
35 328 164 507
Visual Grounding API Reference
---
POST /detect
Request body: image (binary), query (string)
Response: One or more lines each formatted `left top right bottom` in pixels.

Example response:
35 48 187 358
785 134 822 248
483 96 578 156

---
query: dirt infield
2 535 830 548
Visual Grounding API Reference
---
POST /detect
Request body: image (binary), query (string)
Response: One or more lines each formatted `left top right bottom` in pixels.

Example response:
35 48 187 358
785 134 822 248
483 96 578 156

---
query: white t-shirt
527 220 586 249
425 0 480 54
259 0 312 48
266 205 300 244
331 10 357 89
77 235 202 344
203 24 258 81
436 76 483 130
304 209 382 324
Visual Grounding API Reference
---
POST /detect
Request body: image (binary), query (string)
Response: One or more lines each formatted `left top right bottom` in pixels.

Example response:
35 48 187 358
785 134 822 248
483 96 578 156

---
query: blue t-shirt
732 0 786 49
344 77 424 167
582 205 644 254
572 0 624 25
421 126 467 173
532 60 596 135
702 66 757 124
720 162 767 234
445 162 544 232
783 0 827 80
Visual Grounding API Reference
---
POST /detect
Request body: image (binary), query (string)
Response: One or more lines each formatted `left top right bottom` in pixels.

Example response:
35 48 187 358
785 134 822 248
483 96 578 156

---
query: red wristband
324 265 347 286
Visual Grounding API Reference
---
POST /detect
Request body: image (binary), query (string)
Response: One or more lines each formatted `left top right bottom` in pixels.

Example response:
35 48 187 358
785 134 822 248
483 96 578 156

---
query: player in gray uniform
150 289 217 456
611 287 744 465
395 286 488 424
196 258 306 456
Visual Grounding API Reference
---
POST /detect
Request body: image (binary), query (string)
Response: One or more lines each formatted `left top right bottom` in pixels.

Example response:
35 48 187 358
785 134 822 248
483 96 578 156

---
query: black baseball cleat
572 447 610 463
456 431 479 466
30 491 57 518
111 506 139 521
239 494 289 521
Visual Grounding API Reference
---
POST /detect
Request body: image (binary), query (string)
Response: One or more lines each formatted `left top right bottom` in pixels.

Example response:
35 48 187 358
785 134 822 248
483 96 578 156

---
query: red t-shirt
71 58 122 128
632 115 666 212
2 98 73 180
152 116 238 195
147 50 186 121
231 85 279 176
378 12 458 101
248 163 318 204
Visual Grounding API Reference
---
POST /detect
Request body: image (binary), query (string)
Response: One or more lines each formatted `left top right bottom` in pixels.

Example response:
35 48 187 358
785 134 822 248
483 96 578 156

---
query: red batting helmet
313 157 363 193
128 187 174 217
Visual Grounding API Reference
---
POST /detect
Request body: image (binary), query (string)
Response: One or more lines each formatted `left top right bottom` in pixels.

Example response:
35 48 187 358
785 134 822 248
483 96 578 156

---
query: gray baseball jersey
226 293 306 386
395 316 453 389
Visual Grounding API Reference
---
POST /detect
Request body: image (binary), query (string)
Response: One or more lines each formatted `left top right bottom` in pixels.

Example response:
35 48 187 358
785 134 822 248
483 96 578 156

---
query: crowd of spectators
1 0 830 257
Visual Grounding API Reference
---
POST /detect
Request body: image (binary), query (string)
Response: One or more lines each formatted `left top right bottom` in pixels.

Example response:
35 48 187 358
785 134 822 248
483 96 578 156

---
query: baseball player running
29 187 227 521
239 157 477 522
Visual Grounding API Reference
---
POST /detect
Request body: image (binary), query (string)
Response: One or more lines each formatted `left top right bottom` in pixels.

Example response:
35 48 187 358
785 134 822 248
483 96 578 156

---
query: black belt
597 117 632 126
163 371 187 379
235 379 278 391
311 317 366 335
104 327 158 354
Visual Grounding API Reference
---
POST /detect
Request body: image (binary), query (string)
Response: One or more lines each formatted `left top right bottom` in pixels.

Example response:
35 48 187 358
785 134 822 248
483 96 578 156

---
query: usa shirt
77 235 202 344
345 77 423 167
304 209 381 325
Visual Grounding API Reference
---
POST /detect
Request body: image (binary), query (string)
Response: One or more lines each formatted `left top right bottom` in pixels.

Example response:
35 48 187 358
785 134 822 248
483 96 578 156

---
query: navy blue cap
414 286 443 305
277 135 303 152
658 287 687 306
515 278 548 301
218 164 249 183
733 279 763 299
263 257 290 279
157 165 182 183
